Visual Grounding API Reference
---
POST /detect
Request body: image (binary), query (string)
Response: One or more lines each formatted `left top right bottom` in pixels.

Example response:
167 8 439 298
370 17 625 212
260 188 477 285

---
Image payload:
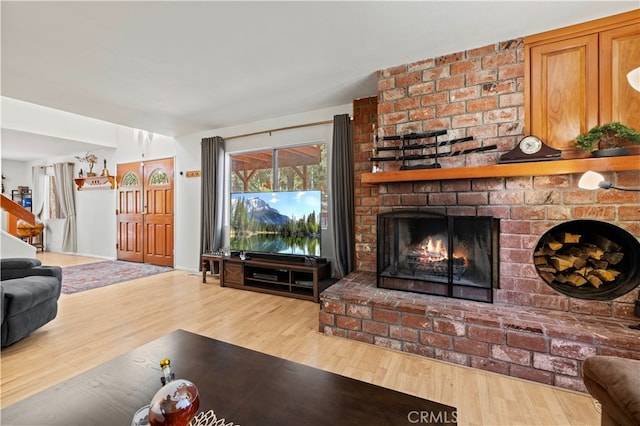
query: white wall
2 97 118 148
1 230 36 258
1 159 31 197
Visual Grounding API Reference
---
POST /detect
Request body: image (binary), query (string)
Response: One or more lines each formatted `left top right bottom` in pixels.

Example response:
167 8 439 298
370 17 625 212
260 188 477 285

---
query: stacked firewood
534 232 623 288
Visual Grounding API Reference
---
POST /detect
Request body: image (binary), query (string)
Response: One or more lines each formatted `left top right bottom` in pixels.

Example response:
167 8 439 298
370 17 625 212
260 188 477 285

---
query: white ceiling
1 1 638 161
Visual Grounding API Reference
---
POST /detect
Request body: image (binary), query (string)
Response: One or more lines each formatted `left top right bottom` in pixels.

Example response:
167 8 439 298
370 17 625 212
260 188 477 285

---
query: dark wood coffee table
1 330 456 425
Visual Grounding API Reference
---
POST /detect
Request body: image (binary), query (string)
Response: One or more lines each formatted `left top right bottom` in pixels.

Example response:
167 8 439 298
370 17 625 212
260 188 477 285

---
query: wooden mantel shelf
74 176 115 190
361 155 640 184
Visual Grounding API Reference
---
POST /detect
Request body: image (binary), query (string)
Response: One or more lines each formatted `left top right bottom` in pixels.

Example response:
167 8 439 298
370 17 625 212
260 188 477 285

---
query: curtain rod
224 116 352 141
39 162 75 168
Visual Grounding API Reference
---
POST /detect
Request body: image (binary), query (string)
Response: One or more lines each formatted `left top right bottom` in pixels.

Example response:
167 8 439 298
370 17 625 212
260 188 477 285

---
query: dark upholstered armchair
1 258 62 347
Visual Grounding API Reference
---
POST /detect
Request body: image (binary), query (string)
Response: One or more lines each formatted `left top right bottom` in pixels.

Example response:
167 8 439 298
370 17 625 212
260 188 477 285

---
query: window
121 171 140 187
232 144 326 193
231 151 274 192
276 146 326 192
148 168 169 185
230 143 327 227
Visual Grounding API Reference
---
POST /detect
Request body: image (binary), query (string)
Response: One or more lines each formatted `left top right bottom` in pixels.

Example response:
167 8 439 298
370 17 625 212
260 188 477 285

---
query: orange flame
413 236 468 266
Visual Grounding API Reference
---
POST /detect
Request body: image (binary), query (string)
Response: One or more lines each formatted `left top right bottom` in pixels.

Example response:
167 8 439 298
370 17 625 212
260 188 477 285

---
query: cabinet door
599 23 640 131
529 34 599 157
223 261 243 285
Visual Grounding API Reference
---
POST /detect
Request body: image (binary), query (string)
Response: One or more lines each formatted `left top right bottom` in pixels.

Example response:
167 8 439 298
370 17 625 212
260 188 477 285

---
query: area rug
62 261 173 294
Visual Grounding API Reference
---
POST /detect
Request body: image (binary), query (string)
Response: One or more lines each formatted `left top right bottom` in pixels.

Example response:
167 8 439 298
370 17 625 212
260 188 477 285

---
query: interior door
117 162 144 262
143 158 174 267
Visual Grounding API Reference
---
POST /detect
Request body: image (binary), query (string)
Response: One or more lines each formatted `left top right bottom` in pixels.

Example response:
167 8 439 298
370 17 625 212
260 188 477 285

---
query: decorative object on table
132 405 151 426
1 174 5 193
75 152 99 176
133 359 236 426
159 358 175 385
498 135 562 163
148 358 200 426
79 169 84 178
135 409 239 426
101 159 110 176
574 122 640 157
188 410 237 426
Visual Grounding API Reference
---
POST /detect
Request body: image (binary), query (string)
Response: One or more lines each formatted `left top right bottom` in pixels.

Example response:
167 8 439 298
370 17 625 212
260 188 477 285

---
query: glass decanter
148 358 200 426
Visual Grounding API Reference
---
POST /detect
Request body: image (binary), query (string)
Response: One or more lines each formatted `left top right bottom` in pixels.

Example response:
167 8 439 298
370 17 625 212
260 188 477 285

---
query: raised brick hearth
320 35 640 392
320 271 640 392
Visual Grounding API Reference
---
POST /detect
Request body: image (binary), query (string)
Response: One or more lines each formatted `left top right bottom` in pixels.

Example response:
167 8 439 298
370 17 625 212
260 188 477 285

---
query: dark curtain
330 114 355 278
200 136 225 268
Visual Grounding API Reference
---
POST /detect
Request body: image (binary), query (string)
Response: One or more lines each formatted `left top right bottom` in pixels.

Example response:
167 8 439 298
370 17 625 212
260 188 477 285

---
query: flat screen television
230 190 322 257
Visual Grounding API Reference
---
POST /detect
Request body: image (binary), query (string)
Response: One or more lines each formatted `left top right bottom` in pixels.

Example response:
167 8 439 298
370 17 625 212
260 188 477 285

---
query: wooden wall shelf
74 176 115 190
361 155 640 184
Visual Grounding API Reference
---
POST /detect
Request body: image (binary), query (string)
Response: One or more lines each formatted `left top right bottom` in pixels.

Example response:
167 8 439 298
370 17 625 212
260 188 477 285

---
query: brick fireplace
319 39 640 392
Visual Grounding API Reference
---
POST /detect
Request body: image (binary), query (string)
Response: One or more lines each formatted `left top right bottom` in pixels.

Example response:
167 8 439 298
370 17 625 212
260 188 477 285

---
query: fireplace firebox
377 210 499 303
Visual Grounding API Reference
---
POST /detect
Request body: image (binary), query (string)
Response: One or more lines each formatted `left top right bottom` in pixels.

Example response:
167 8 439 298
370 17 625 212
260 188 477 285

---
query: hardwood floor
1 253 600 425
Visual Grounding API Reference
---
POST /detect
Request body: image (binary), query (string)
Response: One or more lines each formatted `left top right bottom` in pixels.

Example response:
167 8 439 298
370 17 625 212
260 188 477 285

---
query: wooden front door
117 162 143 262
143 158 174 267
117 158 174 267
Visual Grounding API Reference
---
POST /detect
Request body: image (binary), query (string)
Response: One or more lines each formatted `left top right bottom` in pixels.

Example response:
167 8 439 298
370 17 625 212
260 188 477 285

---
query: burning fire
414 237 448 261
411 236 468 266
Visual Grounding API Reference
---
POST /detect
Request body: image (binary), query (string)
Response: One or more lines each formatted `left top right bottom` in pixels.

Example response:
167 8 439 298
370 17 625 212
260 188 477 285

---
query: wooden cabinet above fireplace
524 10 640 159
361 154 639 184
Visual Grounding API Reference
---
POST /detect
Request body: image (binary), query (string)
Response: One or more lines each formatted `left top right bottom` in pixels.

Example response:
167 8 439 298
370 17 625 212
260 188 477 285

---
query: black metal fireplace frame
376 209 500 303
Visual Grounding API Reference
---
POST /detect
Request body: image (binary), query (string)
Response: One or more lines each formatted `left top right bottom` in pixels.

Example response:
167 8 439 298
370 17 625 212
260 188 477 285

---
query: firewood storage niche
534 220 640 301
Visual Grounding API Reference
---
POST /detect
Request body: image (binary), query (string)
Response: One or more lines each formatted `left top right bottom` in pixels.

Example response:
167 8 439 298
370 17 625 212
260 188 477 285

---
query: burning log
535 231 625 289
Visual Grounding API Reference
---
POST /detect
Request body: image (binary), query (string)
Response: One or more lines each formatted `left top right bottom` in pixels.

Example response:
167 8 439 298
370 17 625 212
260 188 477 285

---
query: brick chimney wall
332 42 639 392
352 39 640 320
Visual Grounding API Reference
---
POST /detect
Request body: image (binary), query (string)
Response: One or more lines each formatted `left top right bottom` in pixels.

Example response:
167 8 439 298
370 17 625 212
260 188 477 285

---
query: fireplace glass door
377 211 499 303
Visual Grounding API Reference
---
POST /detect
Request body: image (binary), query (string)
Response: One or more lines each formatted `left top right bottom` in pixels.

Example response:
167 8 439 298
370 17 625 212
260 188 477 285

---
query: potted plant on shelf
575 122 640 157
75 153 99 177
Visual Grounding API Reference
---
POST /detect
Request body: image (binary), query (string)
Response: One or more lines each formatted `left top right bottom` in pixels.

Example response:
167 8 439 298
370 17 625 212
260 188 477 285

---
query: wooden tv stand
220 255 331 302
